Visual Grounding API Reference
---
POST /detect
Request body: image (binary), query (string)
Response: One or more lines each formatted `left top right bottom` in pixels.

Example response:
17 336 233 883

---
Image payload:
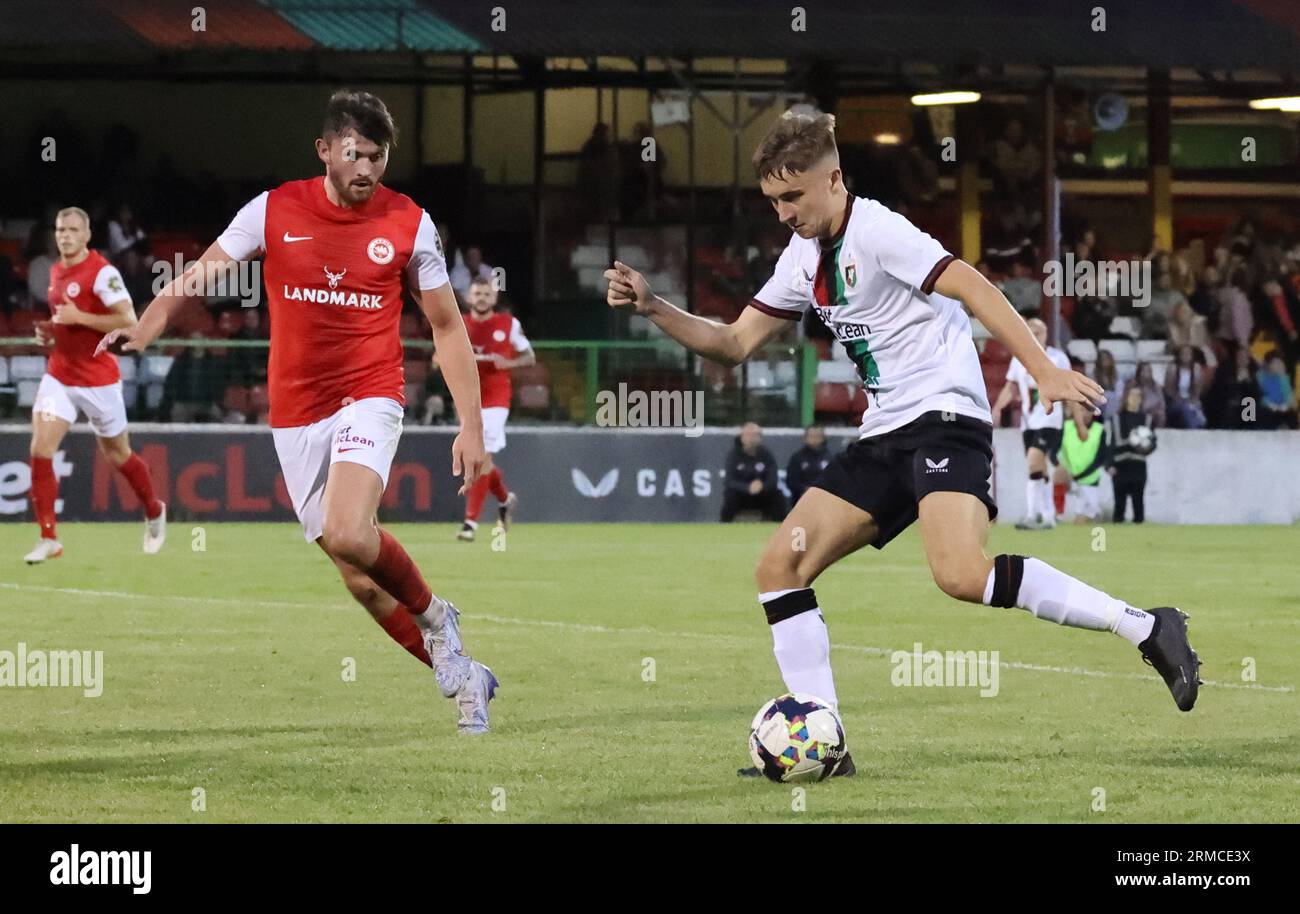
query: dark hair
752 110 838 181
323 89 397 148
468 275 493 288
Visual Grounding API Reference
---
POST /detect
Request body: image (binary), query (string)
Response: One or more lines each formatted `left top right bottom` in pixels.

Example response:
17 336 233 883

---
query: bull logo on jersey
843 259 857 288
66 281 81 298
323 266 347 289
367 237 394 265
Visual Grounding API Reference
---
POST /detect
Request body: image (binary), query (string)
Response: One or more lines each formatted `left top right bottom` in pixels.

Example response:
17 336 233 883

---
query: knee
97 439 130 466
755 537 810 593
321 523 373 567
931 559 991 603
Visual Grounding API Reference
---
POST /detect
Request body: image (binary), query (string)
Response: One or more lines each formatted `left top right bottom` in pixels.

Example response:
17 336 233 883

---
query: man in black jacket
721 422 788 522
785 424 830 506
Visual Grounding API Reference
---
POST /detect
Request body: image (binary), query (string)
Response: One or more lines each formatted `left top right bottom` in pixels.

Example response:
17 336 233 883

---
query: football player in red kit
24 206 166 564
453 275 533 542
98 90 498 733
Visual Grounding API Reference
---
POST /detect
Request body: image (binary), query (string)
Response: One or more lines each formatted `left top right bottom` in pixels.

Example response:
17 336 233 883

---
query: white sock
760 589 838 708
984 557 1155 645
411 595 447 633
1038 478 1055 523
1024 479 1040 522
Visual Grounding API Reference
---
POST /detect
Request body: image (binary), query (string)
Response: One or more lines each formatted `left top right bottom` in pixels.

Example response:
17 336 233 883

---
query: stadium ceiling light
1248 96 1300 111
911 91 981 106
874 132 902 145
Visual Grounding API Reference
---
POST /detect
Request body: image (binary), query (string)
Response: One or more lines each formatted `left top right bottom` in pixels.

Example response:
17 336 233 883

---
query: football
1128 425 1155 454
748 692 847 783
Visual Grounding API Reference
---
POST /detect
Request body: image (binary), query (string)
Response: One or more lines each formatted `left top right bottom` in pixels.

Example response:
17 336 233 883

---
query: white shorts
1070 483 1102 519
272 397 404 542
34 374 128 438
483 406 509 454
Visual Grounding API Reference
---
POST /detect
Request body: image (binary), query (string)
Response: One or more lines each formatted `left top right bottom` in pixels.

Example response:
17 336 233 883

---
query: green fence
0 336 819 427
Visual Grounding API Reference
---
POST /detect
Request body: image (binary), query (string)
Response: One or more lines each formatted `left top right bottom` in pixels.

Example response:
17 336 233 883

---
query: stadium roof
0 0 1295 75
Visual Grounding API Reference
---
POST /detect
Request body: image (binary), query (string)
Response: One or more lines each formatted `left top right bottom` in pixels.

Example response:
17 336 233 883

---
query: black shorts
1022 428 1061 461
811 411 998 550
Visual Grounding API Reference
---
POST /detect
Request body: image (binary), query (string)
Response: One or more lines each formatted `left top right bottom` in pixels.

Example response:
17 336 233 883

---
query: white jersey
1006 347 1071 430
752 195 991 438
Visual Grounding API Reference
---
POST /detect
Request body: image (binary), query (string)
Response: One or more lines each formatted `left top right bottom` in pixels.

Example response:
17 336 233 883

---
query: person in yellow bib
1053 400 1110 523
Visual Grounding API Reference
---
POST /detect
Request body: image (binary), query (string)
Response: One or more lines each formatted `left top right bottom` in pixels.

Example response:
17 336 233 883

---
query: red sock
464 474 491 523
376 607 432 666
1053 483 1067 516
30 456 58 540
368 529 433 616
487 465 508 502
117 452 163 519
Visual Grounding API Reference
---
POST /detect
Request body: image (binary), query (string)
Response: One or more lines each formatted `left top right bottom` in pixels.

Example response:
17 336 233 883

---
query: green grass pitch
1 521 1296 823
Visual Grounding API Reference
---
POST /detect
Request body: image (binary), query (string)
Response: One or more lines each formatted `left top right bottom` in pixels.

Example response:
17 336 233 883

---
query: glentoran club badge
844 258 857 287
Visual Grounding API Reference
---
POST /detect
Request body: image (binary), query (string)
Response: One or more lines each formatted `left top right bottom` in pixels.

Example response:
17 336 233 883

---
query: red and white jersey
465 311 531 409
46 250 130 387
216 177 448 427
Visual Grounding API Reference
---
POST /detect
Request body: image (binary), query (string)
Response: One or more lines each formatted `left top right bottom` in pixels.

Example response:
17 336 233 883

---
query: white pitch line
2 581 1293 694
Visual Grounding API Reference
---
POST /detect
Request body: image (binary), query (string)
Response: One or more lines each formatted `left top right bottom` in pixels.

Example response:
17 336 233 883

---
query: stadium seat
814 382 855 415
141 355 175 383
1109 316 1140 339
249 384 271 414
1136 339 1169 360
981 338 1012 366
8 311 39 338
1067 339 1098 363
516 383 550 410
816 360 858 385
223 385 252 416
116 355 137 382
122 383 139 411
512 362 551 387
0 356 8 384
403 358 429 383
1098 339 1136 363
17 380 39 408
9 354 46 380
849 386 869 414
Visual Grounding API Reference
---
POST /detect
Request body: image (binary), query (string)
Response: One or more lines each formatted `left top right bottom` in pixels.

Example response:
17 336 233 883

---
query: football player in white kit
605 111 1201 780
992 317 1073 529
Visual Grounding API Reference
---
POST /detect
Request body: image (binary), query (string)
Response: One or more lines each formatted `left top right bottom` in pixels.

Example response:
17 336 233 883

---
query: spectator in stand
1163 344 1208 429
159 332 227 423
720 422 787 522
992 118 1042 204
1189 264 1220 321
107 203 147 260
1204 343 1261 429
450 244 493 302
1167 300 1216 367
1257 351 1297 430
25 230 58 310
997 256 1042 316
1126 361 1167 428
117 243 155 309
578 122 618 222
1215 268 1253 350
229 307 269 385
785 425 831 506
1143 269 1188 339
1072 290 1117 342
1108 385 1157 524
1091 348 1128 423
1261 278 1298 370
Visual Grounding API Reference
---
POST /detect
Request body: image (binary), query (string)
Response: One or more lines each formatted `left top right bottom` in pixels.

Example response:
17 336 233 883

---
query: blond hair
56 206 91 228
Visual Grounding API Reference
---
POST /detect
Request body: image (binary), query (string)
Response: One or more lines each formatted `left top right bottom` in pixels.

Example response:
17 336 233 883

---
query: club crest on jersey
367 237 394 265
843 259 857 288
323 266 347 289
492 329 507 342
66 281 81 298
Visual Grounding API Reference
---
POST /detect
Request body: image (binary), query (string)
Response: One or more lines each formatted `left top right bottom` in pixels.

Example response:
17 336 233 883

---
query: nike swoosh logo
337 447 366 453
283 232 313 243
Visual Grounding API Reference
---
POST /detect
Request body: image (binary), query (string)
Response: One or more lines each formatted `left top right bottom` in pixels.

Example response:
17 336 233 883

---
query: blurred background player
1053 400 1109 524
25 206 165 563
991 317 1071 529
97 90 497 733
451 274 533 542
1108 385 1158 523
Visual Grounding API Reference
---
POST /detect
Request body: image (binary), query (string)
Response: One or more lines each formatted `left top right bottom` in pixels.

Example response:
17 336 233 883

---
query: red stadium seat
814 382 854 414
403 358 430 383
512 362 550 387
249 384 270 414
516 383 550 410
222 385 252 415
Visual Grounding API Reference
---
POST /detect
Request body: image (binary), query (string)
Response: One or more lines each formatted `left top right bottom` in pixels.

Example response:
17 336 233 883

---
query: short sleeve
93 264 131 307
873 207 955 295
216 192 268 261
750 237 810 321
1005 357 1023 384
508 317 532 352
406 211 449 292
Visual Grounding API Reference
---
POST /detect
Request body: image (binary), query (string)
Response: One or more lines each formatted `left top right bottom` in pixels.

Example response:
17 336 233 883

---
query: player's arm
418 282 486 494
990 374 1018 416
603 260 786 367
493 318 536 369
54 296 135 334
95 241 240 355
933 259 1104 414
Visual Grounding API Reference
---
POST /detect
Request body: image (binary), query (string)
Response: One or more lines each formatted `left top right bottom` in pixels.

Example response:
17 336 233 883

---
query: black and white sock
759 588 838 708
983 554 1155 645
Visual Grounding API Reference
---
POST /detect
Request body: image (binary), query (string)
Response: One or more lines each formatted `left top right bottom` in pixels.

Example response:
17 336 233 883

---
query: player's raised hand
51 301 87 326
451 428 488 496
95 324 147 356
34 319 53 347
603 260 653 315
1037 365 1106 416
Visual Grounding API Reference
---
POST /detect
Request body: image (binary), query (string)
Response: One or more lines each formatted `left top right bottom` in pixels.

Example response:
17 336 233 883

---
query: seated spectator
997 257 1042 316
1188 264 1220 321
1126 361 1167 428
26 231 58 310
1071 292 1116 342
1166 300 1216 368
107 203 147 259
159 332 227 422
785 425 830 505
1204 344 1262 429
229 307 269 384
1162 345 1208 429
1257 351 1297 430
1143 270 1188 339
1091 348 1128 423
1215 269 1253 350
450 245 493 301
721 422 787 522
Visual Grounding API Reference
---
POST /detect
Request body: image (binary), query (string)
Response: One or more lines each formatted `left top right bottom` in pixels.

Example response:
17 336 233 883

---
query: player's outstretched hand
1037 366 1106 415
452 429 488 496
95 326 146 357
603 260 654 315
